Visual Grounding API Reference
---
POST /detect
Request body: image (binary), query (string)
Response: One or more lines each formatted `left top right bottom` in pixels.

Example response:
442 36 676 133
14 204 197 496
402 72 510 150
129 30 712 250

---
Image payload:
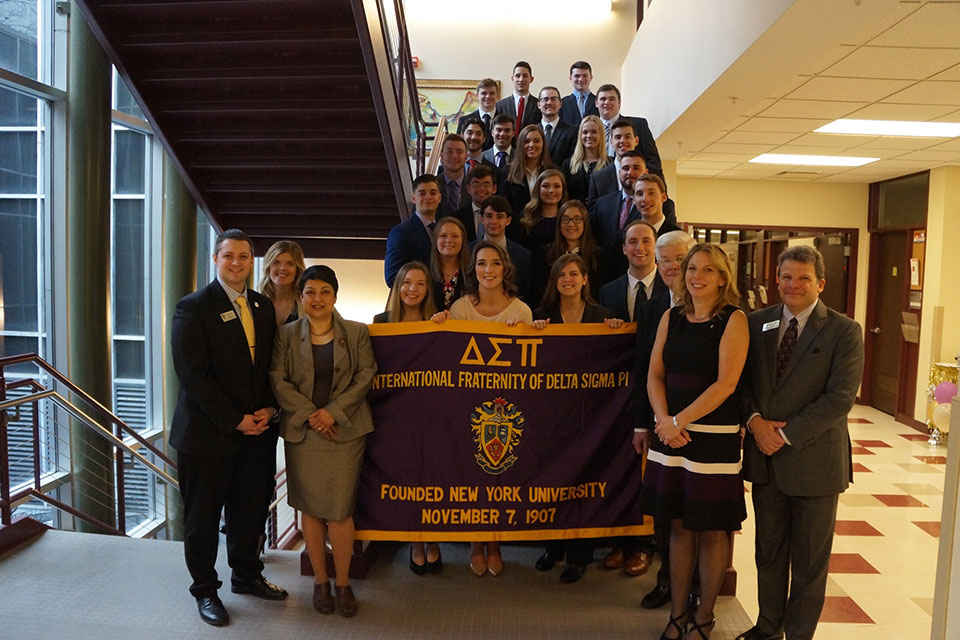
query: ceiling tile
690 152 756 163
821 46 960 81
737 117 831 133
855 136 950 150
933 108 960 122
739 99 777 117
868 159 943 171
679 160 741 170
816 174 877 183
882 81 960 105
845 103 960 120
718 169 779 179
676 167 724 177
702 142 777 155
773 144 867 156
786 77 913 102
788 132 879 148
929 138 960 152
869 3 960 48
720 116 749 131
721 131 800 145
759 99 868 120
895 150 960 163
931 64 960 82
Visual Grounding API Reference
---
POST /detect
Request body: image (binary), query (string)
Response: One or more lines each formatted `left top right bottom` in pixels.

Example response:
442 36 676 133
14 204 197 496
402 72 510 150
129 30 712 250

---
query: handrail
0 353 175 468
426 116 447 177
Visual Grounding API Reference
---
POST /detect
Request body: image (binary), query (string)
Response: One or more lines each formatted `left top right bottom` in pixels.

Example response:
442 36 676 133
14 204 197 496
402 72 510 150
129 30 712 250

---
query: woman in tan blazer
269 265 376 618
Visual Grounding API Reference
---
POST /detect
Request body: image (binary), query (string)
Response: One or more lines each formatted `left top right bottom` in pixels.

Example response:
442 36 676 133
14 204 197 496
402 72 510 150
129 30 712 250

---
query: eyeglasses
539 96 560 103
561 216 585 225
657 256 685 265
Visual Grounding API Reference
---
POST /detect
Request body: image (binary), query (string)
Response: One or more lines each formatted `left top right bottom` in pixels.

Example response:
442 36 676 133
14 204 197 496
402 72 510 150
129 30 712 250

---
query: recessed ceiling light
749 153 879 167
815 119 960 137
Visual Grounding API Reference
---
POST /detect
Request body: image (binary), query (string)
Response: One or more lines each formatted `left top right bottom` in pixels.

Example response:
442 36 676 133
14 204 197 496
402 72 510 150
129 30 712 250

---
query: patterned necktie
631 281 647 322
776 317 799 382
447 180 460 209
496 151 506 167
619 195 633 229
604 120 613 156
577 93 586 117
515 96 525 135
236 295 255 361
544 123 553 145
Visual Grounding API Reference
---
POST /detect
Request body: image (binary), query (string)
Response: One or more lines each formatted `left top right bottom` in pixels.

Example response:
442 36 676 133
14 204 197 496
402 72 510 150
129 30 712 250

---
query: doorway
864 231 906 416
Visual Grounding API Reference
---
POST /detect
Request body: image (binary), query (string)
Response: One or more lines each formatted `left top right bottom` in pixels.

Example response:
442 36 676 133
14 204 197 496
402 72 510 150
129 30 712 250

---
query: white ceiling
668 1 960 182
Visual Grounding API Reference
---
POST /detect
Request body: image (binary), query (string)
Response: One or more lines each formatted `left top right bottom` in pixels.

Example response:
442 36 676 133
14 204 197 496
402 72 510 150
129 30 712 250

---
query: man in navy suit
538 85 577 166
591 151 649 282
495 61 541 136
560 60 599 126
473 195 533 302
736 246 864 640
481 114 515 172
457 78 499 151
452 164 498 243
595 84 663 179
598 219 666 322
170 229 286 626
460 117 495 175
384 174 442 286
436 134 468 218
634 173 680 236
588 121 642 209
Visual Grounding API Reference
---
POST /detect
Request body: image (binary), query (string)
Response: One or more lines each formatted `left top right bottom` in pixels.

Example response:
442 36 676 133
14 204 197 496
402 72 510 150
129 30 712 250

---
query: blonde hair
520 169 568 231
673 243 740 318
568 115 611 174
384 261 437 321
257 240 306 313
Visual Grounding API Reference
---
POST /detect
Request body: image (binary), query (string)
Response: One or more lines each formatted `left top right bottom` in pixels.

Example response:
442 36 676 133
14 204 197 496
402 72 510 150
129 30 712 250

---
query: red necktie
515 96 525 136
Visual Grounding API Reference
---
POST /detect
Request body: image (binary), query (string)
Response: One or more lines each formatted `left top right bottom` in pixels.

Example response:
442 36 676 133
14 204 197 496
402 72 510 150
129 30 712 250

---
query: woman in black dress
502 124 555 219
531 200 600 304
641 244 749 640
561 115 611 203
518 169 567 252
257 240 306 324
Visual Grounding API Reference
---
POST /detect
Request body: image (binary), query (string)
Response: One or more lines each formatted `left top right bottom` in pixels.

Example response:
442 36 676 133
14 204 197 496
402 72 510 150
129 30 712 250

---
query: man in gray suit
736 245 864 640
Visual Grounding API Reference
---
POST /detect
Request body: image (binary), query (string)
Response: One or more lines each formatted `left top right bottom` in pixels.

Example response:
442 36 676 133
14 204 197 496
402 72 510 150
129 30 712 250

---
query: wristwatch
672 415 680 430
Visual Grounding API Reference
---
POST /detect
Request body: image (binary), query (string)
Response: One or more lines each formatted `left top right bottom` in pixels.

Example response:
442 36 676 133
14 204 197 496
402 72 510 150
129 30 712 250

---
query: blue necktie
578 94 585 117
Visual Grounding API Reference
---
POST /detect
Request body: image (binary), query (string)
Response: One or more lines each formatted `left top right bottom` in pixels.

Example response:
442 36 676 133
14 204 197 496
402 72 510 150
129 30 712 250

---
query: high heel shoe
469 550 487 576
660 610 688 640
684 617 716 640
425 544 443 574
486 553 504 576
409 547 427 576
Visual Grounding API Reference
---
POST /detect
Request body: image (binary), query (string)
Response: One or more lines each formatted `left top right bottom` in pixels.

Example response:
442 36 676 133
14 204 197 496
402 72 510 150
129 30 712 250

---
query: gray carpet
0 531 751 639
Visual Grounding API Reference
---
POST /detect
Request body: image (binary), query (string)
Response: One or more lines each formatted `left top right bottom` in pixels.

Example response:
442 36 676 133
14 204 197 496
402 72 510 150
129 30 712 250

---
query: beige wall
306 258 390 325
407 1 637 101
675 177 870 329
915 166 960 423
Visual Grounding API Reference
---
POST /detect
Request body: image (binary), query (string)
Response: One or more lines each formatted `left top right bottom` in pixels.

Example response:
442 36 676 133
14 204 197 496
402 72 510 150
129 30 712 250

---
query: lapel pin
254 301 259 308
338 338 346 347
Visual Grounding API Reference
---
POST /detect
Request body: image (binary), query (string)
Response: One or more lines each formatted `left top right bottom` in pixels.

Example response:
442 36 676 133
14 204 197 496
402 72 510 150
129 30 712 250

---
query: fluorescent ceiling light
815 119 960 137
749 154 879 167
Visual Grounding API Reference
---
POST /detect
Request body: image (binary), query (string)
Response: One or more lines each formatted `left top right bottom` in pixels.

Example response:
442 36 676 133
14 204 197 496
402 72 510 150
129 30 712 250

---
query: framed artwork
416 79 500 145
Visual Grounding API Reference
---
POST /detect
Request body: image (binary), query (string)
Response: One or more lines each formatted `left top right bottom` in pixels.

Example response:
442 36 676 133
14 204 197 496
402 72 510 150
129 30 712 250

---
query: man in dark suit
538 85 577 166
457 78 498 150
170 228 286 626
587 119 640 209
634 173 680 236
590 151 648 271
474 195 533 302
736 246 864 640
384 174 442 286
459 118 495 176
627 230 697 609
598 219 666 322
452 164 498 243
436 134 468 218
559 60 600 126
595 83 663 179
481 114 515 172
495 61 541 136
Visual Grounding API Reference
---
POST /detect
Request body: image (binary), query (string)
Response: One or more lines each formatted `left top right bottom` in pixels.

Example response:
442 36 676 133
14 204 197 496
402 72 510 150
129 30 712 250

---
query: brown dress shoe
623 550 652 576
312 581 334 614
603 547 625 569
335 584 358 617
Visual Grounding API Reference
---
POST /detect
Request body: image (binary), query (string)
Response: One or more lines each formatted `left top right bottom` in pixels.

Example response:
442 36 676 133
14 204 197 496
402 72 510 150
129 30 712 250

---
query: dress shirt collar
413 210 436 228
781 298 819 335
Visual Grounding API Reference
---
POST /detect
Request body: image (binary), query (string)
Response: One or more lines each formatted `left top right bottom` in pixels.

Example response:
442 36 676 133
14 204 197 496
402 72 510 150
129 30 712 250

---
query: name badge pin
762 319 780 332
220 310 238 322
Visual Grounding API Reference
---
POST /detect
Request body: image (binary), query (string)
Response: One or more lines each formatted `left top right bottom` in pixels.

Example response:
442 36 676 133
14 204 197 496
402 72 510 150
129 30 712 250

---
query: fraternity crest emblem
470 397 524 475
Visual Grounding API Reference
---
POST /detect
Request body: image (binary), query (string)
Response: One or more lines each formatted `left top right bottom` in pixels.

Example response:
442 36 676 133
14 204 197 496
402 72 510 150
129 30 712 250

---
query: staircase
74 0 425 258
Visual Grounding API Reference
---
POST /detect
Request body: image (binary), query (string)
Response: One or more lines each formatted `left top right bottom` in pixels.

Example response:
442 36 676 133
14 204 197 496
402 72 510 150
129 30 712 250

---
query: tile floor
732 404 945 640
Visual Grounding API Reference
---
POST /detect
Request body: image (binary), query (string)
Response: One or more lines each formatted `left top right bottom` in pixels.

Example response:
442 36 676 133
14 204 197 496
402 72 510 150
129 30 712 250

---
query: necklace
692 310 711 322
309 323 333 337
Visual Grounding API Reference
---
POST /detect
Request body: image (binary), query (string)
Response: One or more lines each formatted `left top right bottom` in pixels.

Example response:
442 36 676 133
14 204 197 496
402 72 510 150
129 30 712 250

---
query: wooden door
865 231 907 415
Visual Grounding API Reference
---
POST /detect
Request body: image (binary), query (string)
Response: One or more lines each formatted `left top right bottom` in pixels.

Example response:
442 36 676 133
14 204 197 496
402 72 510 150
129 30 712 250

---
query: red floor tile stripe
872 494 928 508
912 521 941 538
819 596 874 623
829 553 880 574
835 521 883 536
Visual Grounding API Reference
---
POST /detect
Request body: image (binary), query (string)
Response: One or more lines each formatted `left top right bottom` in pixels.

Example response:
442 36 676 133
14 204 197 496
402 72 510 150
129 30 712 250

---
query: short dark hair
635 173 666 196
539 86 561 99
492 113 514 128
481 195 512 217
611 118 637 135
596 84 621 100
778 245 826 281
299 264 339 295
620 150 646 163
460 116 484 132
214 228 253 256
477 78 498 92
466 164 497 185
513 61 532 74
442 133 466 150
413 173 441 190
570 60 592 74
621 219 658 247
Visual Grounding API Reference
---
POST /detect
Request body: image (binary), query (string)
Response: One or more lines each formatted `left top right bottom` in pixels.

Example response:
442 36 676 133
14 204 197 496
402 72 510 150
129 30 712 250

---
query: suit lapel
332 311 348 380
761 304 782 388
298 317 313 371
211 281 253 368
777 300 828 387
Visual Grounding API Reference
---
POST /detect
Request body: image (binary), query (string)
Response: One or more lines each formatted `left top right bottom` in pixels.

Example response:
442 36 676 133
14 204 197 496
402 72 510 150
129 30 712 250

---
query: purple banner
354 320 653 541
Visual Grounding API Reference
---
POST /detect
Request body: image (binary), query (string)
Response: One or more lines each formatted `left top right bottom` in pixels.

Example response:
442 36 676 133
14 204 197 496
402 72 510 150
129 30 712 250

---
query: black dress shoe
688 591 701 611
641 584 671 609
559 563 585 583
313 581 334 614
734 627 784 640
196 595 229 626
425 546 443 574
231 575 288 600
335 584 358 617
409 547 427 576
535 551 561 571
